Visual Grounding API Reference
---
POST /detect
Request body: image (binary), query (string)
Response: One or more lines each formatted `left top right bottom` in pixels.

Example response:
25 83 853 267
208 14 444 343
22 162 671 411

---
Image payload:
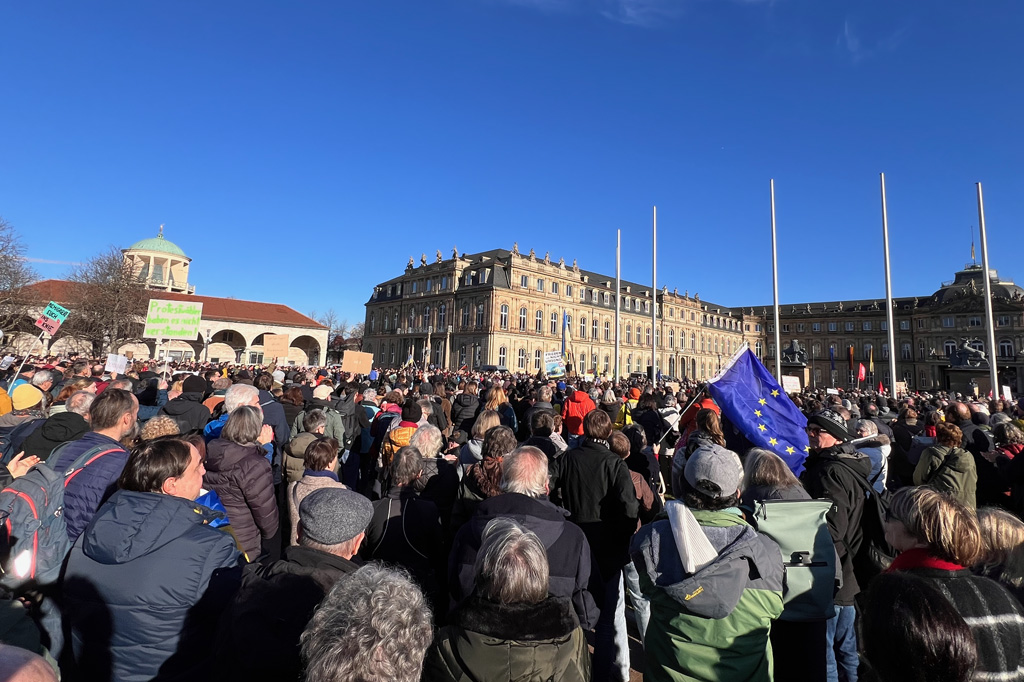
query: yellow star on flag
758 398 767 406
754 409 762 417
769 437 778 446
758 423 767 432
804 446 811 452
785 446 795 454
771 389 780 397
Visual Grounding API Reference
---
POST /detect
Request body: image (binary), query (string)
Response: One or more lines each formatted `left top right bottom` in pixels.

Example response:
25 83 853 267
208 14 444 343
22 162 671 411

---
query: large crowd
1 354 1024 682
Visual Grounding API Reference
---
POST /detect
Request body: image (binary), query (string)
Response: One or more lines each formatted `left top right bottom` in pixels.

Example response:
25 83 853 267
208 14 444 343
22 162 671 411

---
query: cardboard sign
105 354 129 375
144 300 203 340
544 351 566 378
341 350 374 375
781 375 801 394
1003 385 1013 401
263 334 290 359
666 381 680 394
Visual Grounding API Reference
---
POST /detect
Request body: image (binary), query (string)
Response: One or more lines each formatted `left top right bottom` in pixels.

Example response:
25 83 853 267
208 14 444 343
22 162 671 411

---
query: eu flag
707 348 810 474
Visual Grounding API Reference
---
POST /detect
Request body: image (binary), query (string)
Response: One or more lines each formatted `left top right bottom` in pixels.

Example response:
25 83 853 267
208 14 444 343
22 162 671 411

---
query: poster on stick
144 300 203 340
35 300 71 335
105 354 130 375
544 351 566 378
263 334 290 359
341 351 374 375
780 375 802 394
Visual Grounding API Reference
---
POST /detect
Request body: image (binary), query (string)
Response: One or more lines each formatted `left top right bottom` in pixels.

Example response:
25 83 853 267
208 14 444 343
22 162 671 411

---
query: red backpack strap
64 448 123 488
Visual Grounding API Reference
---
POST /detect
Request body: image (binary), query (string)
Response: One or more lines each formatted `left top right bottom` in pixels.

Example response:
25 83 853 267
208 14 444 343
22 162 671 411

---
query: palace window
500 304 509 330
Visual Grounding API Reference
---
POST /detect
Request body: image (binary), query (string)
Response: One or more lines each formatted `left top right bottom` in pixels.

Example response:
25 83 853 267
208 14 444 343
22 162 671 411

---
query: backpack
750 499 838 622
0 464 69 590
835 459 897 585
0 419 45 465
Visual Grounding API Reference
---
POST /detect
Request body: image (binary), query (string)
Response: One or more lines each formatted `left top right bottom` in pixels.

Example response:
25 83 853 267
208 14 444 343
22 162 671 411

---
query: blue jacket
63 489 242 682
48 431 130 544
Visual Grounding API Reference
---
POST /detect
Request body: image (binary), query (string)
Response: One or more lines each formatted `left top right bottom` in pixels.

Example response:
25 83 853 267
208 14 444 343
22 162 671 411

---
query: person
452 425 518 531
946 401 994 458
599 388 621 422
799 408 872 682
561 385 595 444
550 408 638 682
379 399 422 479
450 381 481 433
889 406 924 485
449 445 600 630
859 572 978 682
458 409 500 474
283 409 326 485
203 376 232 414
884 486 1024 679
425 518 591 682
0 385 46 430
18 391 93 460
46 377 96 415
408 423 460 527
291 384 345 445
279 385 306 432
521 409 559 460
62 437 242 682
613 387 640 430
914 422 978 509
852 418 891 493
974 506 1024 586
630 442 784 682
483 385 517 433
632 393 666 449
157 374 211 433
203 383 263 442
677 407 726 461
301 565 434 682
621 423 662 499
49 388 139 544
203 404 279 561
523 385 556 438
287 437 346 545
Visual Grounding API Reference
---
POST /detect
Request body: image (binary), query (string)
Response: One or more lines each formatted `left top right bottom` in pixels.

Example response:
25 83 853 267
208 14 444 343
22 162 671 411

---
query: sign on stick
263 334 290 359
341 351 374 375
34 300 71 335
144 300 203 340
780 375 802 394
544 351 566 378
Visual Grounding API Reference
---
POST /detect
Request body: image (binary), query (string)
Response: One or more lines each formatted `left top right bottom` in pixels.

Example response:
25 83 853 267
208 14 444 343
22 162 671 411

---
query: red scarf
887 547 964 573
925 425 937 438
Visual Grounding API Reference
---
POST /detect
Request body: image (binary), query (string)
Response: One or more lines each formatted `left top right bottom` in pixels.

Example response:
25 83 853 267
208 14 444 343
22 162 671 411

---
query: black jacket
158 392 212 434
450 393 481 433
19 411 89 460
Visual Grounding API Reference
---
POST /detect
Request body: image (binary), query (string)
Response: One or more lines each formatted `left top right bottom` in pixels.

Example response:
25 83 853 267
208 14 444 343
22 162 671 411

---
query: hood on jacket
474 493 569 550
453 393 478 408
810 443 873 477
931 445 975 474
565 391 590 406
38 411 89 441
82 489 224 565
852 434 891 449
161 394 204 415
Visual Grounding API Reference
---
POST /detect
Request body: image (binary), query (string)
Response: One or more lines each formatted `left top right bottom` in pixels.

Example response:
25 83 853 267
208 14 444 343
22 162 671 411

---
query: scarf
887 547 964 573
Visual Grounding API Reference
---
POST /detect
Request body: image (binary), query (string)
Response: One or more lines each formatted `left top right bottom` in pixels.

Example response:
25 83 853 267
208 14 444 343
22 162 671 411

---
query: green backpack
751 498 838 622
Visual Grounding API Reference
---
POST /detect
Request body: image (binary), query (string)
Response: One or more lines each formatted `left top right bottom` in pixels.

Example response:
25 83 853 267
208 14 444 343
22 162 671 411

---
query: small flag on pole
829 346 835 372
858 363 866 382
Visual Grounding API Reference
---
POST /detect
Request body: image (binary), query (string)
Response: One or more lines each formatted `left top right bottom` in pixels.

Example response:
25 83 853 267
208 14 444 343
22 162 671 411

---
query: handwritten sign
781 375 802 394
105 354 129 375
34 300 70 335
0 356 14 371
143 300 203 340
263 334 290 359
341 351 374 375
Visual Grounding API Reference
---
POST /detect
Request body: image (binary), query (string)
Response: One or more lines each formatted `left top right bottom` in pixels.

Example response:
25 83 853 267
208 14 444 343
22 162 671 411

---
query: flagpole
651 206 658 383
880 173 898 397
770 179 782 380
977 182 999 396
615 229 621 381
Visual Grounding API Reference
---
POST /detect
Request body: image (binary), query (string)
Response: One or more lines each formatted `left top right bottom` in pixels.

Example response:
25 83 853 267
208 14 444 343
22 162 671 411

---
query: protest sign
1003 385 1013 401
780 375 802 394
144 300 203 340
105 354 129 375
263 334 290 359
544 351 566 378
0 356 14 371
826 388 840 395
34 300 71 335
341 351 374 375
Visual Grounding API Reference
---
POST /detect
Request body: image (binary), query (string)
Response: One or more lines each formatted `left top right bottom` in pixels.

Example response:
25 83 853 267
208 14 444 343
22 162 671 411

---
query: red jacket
561 391 595 436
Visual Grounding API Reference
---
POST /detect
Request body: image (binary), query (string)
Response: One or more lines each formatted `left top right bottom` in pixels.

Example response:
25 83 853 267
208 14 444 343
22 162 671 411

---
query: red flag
858 363 866 382
848 346 855 370
878 381 884 394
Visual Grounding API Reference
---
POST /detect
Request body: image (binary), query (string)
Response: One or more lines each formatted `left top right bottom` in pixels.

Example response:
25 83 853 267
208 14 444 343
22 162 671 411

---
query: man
19 390 94 460
862 401 894 440
254 372 290 448
450 445 599 629
523 385 555 438
946 401 994 457
561 385 595 444
214 487 373 682
800 409 873 682
109 376 168 422
631 442 784 682
48 388 139 543
203 383 261 441
158 374 211 433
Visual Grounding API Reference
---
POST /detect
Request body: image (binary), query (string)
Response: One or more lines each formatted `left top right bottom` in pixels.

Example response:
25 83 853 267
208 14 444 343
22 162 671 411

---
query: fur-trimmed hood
454 595 579 641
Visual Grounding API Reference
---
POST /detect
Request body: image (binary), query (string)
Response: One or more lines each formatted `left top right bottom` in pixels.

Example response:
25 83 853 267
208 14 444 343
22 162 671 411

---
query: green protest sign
143 299 204 340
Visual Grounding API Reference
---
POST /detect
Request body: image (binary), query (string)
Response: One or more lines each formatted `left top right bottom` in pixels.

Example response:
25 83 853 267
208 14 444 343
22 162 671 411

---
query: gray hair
500 446 548 497
664 394 677 407
66 391 95 417
854 419 878 437
224 383 260 414
536 385 552 403
32 369 54 387
589 388 601 402
107 378 133 391
991 412 1012 427
362 388 377 402
409 424 443 458
222 404 263 444
303 409 327 433
416 398 433 418
300 565 433 682
391 446 423 486
601 389 617 405
476 517 549 605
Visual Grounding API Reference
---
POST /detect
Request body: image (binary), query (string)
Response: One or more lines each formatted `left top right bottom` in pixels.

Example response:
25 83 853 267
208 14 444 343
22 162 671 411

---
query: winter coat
49 431 131 544
740 482 810 511
381 422 417 470
550 437 639 580
0 386 10 416
258 389 290 447
630 507 784 682
635 407 667 447
852 434 891 493
957 419 995 458
291 398 345 445
458 438 484 473
18 411 89 460
523 401 555 438
914 444 978 509
287 471 346 545
493 402 518 433
62 490 241 682
449 492 600 629
280 400 304 432
561 391 595 436
423 596 590 682
157 391 212 433
204 439 279 560
799 443 873 604
450 393 481 433
417 456 460 528
283 431 318 485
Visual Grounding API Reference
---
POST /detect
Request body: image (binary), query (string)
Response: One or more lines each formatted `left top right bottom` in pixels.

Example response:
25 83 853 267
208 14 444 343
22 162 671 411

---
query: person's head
898 406 918 424
854 418 879 439
536 385 552 403
281 385 305 407
805 409 849 449
608 431 631 459
860 571 977 682
140 415 181 441
885 486 983 566
119 437 205 500
300 565 433 682
384 389 404 405
637 393 657 411
482 425 517 462
695 408 725 446
582 409 613 441
994 422 1024 447
946 402 971 424
529 409 554 437
415 398 432 419
10 384 43 412
681 442 744 511
400 398 422 423
303 437 340 472
471 410 501 440
475 518 549 605
298 487 373 558
225 383 260 413
70 359 90 377
742 447 803 493
55 377 95 402
936 422 963 448
500 446 548 497
621 423 647 458
485 387 508 411
66 390 95 419
362 387 377 403
303 409 328 435
212 376 232 392
464 381 478 396
409 423 443 458
976 507 1024 570
89 388 139 438
601 388 617 405
31 369 54 392
391 446 424 487
313 384 333 402
221 404 264 445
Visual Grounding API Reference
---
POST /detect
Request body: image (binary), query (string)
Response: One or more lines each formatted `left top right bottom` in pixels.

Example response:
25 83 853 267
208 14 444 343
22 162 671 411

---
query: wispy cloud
838 19 906 63
21 257 83 266
484 0 771 28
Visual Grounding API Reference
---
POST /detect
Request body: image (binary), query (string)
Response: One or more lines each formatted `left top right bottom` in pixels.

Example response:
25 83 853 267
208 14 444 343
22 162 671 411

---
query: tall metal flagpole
652 206 657 383
880 173 898 397
770 180 782 380
977 183 1000 397
615 230 621 381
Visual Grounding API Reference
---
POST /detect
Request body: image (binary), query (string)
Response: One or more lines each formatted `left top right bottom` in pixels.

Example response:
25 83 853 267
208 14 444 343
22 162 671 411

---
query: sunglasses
805 427 823 435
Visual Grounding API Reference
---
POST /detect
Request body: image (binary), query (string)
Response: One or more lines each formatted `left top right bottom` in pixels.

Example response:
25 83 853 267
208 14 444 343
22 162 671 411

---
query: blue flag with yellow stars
707 347 810 474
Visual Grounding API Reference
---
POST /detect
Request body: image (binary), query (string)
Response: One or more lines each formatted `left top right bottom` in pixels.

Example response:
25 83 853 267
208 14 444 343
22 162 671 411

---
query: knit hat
182 375 206 394
683 442 744 499
313 384 333 400
401 399 422 423
272 370 286 385
11 384 43 410
298 488 373 546
807 409 850 442
556 381 566 391
628 387 641 400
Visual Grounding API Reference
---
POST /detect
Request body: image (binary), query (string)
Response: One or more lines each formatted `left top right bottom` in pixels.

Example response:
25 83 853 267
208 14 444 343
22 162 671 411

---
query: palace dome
126 228 188 259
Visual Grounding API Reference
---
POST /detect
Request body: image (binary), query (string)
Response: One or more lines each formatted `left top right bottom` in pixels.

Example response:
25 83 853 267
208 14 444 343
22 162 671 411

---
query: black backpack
835 460 896 586
0 419 45 465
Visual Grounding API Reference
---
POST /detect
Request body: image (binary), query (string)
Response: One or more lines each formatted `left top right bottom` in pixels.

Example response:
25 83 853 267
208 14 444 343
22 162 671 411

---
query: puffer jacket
852 434 891 493
630 506 784 682
283 431 318 485
380 421 417 470
62 490 241 682
561 391 595 436
423 596 590 682
450 393 480 433
49 431 131 544
158 392 212 433
914 444 978 509
204 439 279 560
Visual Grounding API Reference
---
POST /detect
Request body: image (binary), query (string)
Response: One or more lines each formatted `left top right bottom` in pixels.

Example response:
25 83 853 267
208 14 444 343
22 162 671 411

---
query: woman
680 408 726 458
906 409 942 468
599 389 621 422
451 426 517 531
632 393 666 448
204 405 279 561
47 378 96 415
450 382 481 433
483 386 517 434
914 422 978 509
287 437 345 545
884 486 1024 680
279 386 306 432
975 507 1024 586
740 447 810 509
852 419 891 493
458 410 500 475
621 423 662 498
63 438 241 682
985 422 1024 506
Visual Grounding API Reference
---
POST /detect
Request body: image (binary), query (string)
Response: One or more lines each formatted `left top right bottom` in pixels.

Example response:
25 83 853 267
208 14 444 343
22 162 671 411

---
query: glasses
805 427 822 435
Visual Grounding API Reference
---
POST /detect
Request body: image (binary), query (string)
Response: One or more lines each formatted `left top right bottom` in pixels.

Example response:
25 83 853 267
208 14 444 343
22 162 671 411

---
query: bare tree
62 247 148 355
0 217 38 332
349 322 365 341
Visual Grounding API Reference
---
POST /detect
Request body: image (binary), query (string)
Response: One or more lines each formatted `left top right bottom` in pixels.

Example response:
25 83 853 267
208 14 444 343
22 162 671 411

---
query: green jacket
631 506 784 682
914 444 978 509
423 596 590 682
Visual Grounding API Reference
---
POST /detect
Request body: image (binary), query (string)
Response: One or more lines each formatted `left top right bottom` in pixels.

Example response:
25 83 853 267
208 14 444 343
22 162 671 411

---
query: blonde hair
742 448 803 493
889 487 983 567
976 507 1024 571
484 387 508 412
140 415 180 441
471 410 501 440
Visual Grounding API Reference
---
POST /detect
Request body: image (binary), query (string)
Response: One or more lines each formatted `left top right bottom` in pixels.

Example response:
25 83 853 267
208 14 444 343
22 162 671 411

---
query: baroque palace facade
363 247 1024 393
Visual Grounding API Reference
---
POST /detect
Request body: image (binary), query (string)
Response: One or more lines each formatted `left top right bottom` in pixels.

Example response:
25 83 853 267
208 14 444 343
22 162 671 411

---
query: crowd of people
1 353 1024 681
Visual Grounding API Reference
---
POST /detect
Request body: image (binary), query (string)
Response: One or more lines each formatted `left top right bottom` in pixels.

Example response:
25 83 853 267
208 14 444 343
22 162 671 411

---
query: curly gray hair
409 423 443 458
300 565 433 682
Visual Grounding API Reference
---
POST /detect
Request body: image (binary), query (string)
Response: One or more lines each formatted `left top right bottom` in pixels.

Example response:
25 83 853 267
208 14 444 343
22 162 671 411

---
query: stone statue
872 300 880 310
558 257 565 268
951 337 988 368
407 257 415 270
572 259 578 271
528 248 535 260
512 242 520 256
452 246 459 259
781 339 807 365
420 253 427 267
806 303 812 314
436 250 443 263
913 297 919 308
684 290 688 299
544 252 550 264
837 301 844 311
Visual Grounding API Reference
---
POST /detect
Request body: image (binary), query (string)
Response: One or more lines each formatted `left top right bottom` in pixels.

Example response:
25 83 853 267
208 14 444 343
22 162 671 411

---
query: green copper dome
127 227 188 258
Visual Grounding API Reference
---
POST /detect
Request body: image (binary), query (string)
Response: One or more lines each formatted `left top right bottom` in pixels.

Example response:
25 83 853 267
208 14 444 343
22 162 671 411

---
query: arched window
517 348 526 369
535 310 543 333
519 307 527 331
901 342 912 360
369 313 376 333
669 357 676 376
755 341 762 357
422 306 431 328
408 308 415 329
550 311 558 334
580 317 587 339
603 355 610 373
498 346 507 367
863 343 873 360
944 339 957 357
500 304 509 330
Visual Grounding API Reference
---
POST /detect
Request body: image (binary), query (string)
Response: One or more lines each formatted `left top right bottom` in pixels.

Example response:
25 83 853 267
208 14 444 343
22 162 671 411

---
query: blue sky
2 0 1022 328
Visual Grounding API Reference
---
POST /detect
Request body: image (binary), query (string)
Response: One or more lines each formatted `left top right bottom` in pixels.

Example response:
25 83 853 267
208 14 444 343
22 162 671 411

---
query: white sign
826 388 840 395
780 375 801 394
1003 385 1013 401
0 356 13 371
105 354 130 375
543 351 566 378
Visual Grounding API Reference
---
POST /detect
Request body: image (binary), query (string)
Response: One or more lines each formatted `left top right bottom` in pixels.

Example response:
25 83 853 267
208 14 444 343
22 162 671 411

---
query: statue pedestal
780 363 810 392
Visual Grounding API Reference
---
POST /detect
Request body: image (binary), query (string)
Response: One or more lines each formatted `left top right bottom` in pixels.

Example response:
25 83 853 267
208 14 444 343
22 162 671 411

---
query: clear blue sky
3 0 1022 328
